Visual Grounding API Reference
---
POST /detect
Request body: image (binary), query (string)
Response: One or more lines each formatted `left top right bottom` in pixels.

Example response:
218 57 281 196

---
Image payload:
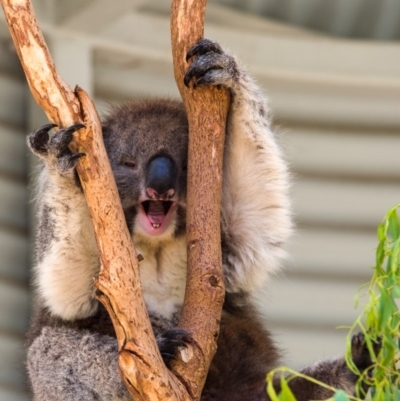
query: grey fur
26 39 374 401
28 327 130 401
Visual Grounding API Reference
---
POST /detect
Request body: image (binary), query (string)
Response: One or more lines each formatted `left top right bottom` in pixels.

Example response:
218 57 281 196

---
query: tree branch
0 1 188 400
170 0 230 398
2 0 229 399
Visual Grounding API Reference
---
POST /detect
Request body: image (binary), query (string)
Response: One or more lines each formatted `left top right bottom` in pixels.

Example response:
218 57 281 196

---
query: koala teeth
152 223 161 228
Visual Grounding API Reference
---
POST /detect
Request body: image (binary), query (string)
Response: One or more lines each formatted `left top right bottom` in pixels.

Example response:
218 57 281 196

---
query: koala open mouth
138 200 177 236
142 200 173 228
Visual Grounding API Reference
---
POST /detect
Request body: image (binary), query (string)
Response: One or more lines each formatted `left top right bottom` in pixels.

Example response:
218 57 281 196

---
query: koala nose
146 156 177 200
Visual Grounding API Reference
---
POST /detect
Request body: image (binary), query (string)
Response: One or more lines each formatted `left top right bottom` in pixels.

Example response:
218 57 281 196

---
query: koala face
102 99 188 239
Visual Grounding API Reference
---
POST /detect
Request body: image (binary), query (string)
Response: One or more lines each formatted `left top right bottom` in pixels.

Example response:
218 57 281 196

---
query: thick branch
0 1 189 400
170 0 230 398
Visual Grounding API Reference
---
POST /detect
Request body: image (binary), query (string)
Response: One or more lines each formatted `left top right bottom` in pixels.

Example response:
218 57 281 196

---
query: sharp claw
30 123 57 142
70 152 86 162
184 53 224 89
64 123 86 135
39 123 58 133
166 339 188 348
160 353 176 361
157 329 193 366
184 72 193 87
29 123 58 153
60 123 86 134
186 40 204 62
186 39 223 61
193 78 203 88
186 43 199 62
51 124 85 154
167 329 192 338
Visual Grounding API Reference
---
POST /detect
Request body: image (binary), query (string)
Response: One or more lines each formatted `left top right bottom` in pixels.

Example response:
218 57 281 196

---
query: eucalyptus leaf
388 209 400 240
278 378 297 401
333 390 350 401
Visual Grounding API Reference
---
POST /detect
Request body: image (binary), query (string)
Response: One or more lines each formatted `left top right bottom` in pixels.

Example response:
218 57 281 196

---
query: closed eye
123 161 136 169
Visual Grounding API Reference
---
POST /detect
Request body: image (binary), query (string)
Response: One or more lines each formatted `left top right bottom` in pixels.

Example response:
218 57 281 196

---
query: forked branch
1 0 229 399
0 1 186 400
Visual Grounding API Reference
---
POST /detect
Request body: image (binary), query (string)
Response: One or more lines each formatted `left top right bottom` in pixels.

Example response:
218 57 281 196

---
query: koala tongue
147 201 165 225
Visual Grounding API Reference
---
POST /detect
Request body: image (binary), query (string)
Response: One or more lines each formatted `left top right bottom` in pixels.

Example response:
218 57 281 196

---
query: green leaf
384 385 392 401
392 285 400 299
388 209 400 240
266 376 280 401
389 238 400 275
333 390 350 401
377 221 387 242
376 241 386 267
384 331 398 355
378 288 394 330
278 378 297 401
391 385 400 400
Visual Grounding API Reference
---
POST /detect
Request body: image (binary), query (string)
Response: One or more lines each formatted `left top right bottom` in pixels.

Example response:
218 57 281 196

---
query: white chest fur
135 235 187 320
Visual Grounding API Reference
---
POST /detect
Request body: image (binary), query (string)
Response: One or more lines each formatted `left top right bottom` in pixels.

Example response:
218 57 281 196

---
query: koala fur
26 40 374 401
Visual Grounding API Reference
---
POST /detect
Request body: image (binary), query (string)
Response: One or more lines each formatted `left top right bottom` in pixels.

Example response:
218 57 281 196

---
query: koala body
27 40 372 401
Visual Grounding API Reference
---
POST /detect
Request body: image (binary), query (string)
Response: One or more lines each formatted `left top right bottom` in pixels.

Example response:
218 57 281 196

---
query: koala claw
186 39 223 61
49 124 85 157
157 329 193 366
28 123 57 155
184 39 239 89
28 123 86 177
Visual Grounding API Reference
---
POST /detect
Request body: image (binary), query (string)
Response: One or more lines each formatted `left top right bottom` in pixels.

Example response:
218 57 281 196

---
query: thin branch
170 0 230 398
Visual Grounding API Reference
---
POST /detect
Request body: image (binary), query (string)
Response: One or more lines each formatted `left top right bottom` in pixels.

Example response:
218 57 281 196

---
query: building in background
0 0 399 399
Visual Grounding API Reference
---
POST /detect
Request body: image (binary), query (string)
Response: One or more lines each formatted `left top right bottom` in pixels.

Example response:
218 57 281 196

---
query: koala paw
184 39 239 89
157 329 193 367
28 123 85 177
351 332 381 372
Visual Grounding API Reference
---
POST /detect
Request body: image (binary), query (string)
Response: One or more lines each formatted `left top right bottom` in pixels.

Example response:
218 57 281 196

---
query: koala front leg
185 40 292 293
28 326 131 401
29 124 99 320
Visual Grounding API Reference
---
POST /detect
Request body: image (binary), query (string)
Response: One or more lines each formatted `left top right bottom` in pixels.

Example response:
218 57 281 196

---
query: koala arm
221 70 292 293
185 40 292 293
29 125 99 320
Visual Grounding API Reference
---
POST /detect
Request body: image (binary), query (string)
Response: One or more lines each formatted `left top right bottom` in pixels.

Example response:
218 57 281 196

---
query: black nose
146 156 177 199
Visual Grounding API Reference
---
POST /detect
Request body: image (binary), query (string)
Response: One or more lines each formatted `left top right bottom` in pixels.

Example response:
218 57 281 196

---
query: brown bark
170 0 230 399
0 1 188 400
2 0 229 399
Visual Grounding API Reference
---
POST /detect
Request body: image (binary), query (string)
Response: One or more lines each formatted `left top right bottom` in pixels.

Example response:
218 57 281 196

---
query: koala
26 39 376 401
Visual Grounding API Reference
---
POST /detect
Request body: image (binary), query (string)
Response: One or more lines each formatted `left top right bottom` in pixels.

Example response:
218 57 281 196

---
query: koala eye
123 161 137 169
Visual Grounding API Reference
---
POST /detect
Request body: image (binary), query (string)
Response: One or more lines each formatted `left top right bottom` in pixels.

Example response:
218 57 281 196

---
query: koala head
102 99 188 241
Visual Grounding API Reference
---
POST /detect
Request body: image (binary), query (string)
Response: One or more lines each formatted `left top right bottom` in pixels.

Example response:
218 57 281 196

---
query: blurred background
0 0 399 399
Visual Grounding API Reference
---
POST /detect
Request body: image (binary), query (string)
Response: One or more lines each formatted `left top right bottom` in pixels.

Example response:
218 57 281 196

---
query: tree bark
170 0 230 399
0 1 188 400
1 0 229 400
